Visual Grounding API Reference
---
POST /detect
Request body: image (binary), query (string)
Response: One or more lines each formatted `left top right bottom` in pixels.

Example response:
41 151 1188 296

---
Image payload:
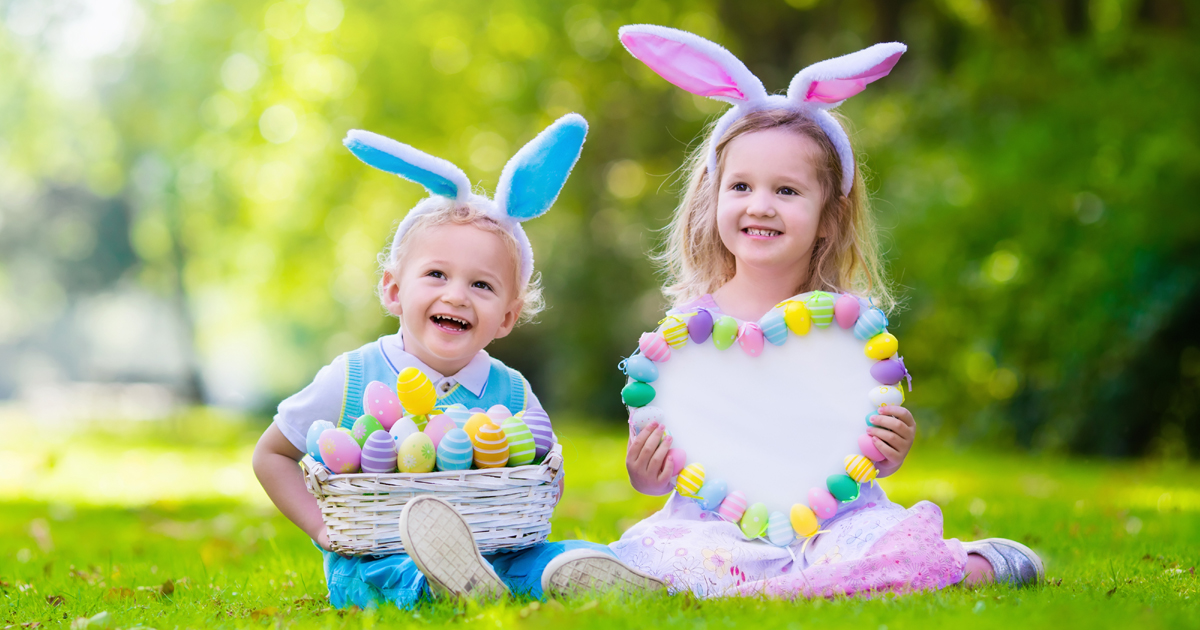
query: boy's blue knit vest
336 337 529 428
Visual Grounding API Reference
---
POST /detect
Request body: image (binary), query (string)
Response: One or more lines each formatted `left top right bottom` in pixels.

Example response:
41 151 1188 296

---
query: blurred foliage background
1 0 1197 457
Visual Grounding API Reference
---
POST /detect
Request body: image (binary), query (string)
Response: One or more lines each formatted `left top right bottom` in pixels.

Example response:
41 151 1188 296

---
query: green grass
1 413 1197 629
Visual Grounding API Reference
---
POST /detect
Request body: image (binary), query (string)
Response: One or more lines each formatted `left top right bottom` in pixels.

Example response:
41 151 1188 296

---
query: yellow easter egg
790 503 819 538
398 432 436 473
396 367 436 416
660 315 689 349
784 301 812 336
463 413 492 442
471 421 509 468
844 454 878 483
864 332 899 360
676 463 705 499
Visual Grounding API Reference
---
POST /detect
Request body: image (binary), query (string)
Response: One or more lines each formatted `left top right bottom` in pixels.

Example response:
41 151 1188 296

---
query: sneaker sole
542 550 666 598
398 497 509 600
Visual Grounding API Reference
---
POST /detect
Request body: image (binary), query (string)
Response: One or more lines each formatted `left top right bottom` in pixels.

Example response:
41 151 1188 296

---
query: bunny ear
494 113 588 222
343 130 471 202
619 24 767 105
787 42 906 108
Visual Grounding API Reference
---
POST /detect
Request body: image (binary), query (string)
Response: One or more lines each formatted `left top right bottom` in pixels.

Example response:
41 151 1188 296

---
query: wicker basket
300 444 563 556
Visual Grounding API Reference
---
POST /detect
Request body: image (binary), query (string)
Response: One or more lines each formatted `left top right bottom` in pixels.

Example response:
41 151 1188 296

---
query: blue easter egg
767 511 796 547
306 420 335 464
623 354 659 383
695 479 728 511
759 309 788 346
443 404 473 429
866 412 876 427
688 308 714 344
436 428 474 471
854 308 888 341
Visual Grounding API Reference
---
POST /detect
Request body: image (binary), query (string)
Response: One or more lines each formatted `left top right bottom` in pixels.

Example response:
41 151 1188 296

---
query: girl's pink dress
609 296 968 599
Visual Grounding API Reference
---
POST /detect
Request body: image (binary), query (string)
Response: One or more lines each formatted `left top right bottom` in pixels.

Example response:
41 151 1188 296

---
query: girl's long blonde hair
656 108 895 312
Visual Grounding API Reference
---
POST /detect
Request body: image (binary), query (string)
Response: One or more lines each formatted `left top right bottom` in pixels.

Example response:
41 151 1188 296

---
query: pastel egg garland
622 291 910 545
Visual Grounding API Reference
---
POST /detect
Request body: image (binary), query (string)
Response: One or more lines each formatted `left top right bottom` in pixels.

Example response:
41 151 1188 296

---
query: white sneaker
397 496 510 600
541 548 666 598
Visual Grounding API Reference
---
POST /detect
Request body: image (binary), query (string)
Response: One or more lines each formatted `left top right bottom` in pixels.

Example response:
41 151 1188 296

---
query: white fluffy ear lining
344 130 471 202
618 24 767 105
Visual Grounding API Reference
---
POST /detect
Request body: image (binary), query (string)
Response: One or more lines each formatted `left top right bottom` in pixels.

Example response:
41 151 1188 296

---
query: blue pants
322 540 615 609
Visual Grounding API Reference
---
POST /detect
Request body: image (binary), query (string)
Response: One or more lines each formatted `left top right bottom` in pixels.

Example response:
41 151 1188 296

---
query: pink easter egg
738 322 764 357
487 405 512 421
834 293 861 329
317 428 362 474
360 430 397 473
858 433 885 462
423 414 456 449
808 487 838 519
521 406 555 460
638 331 671 363
362 381 404 430
667 448 687 477
717 490 748 522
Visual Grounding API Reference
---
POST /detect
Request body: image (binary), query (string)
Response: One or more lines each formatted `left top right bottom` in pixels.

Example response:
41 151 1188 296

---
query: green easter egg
740 502 769 538
352 414 384 447
501 417 536 466
827 473 861 502
622 381 656 408
712 316 738 350
807 291 835 328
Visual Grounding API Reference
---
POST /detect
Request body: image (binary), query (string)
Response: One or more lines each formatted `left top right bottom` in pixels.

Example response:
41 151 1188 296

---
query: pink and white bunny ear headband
343 113 589 287
618 25 905 196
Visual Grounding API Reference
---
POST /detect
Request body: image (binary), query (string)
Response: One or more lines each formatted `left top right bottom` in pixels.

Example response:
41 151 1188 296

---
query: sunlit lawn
1 409 1198 629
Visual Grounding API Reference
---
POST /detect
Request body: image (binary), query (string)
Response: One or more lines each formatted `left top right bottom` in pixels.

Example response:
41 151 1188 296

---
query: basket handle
300 454 329 495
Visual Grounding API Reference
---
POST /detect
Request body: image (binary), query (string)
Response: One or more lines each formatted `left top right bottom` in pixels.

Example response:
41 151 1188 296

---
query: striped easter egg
854 308 888 341
717 490 748 522
740 502 768 538
759 309 788 346
471 421 510 468
808 487 838 519
767 511 795 546
639 331 671 362
675 463 705 498
351 414 384 447
695 479 728 511
688 308 714 343
865 332 899 360
784 300 812 336
464 413 492 442
362 381 403 430
834 293 861 330
827 473 860 502
845 454 878 483
398 432 436 473
660 315 689 349
360 430 397 473
869 385 905 407
790 504 819 538
318 428 361 474
306 420 335 465
806 291 835 328
858 433 885 462
443 403 472 429
711 316 738 350
487 405 512 422
396 367 436 416
738 322 764 357
501 416 536 466
522 406 555 460
435 428 473 471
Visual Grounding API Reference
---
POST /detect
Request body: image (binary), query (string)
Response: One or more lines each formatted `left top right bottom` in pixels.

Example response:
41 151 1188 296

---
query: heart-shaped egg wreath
620 291 912 547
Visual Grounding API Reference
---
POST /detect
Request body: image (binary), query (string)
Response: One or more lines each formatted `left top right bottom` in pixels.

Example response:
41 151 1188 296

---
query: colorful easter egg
869 385 905 407
521 406 555 461
675 463 705 498
435 428 473 471
808 487 838 520
396 366 436 416
622 381 656 407
638 331 671 362
501 417 536 466
389 415 420 445
629 406 664 435
806 291 835 328
864 332 899 360
845 454 878 483
487 405 512 422
870 357 908 386
622 354 659 383
360 430 397 474
827 474 861 502
337 427 353 437
410 414 430 431
759 309 788 346
854 308 888 341
834 293 861 329
660 315 689 349
667 448 687 478
463 413 492 442
740 502 769 538
695 479 728 511
767 511 795 546
318 428 361 474
306 420 335 465
858 433 885 462
865 412 876 427
688 308 714 343
398 432 436 473
784 300 812 336
443 404 472 429
717 490 748 522
362 381 404 430
738 322 764 357
471 421 509 468
711 316 738 350
423 414 457 449
790 504 819 538
351 414 384 447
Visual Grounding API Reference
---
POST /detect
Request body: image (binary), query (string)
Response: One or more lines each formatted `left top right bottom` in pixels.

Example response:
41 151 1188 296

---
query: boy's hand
315 527 333 552
626 423 675 496
868 405 915 477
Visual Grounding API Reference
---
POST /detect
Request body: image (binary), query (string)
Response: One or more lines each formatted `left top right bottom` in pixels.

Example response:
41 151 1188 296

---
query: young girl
610 25 1044 599
252 114 662 608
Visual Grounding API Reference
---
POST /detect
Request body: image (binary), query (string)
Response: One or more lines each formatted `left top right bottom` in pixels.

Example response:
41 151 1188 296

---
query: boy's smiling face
382 221 522 377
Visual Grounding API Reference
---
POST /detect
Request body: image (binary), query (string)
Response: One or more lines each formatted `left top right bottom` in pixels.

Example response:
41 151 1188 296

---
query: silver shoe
962 538 1045 587
398 496 510 600
541 548 666 598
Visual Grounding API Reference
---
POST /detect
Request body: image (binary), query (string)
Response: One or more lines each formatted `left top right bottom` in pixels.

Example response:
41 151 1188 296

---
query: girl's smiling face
715 127 827 279
382 222 521 376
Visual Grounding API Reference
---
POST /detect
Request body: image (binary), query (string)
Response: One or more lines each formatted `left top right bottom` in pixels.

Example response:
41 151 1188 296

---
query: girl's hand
626 422 675 496
868 405 916 477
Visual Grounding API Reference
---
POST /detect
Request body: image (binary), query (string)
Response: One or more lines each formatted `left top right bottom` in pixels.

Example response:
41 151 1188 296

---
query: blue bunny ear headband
343 113 589 288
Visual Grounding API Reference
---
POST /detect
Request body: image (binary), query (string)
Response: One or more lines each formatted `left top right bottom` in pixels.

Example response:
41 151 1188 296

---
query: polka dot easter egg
695 479 728 511
435 428 473 471
389 415 420 445
808 487 838 519
638 331 671 362
629 406 664 436
864 332 899 360
396 366 436 416
398 432 436 473
487 405 512 422
834 293 861 329
717 490 748 522
759 309 788 346
306 420 334 465
854 307 888 341
688 308 714 344
423 414 457 449
806 291 835 328
360 430 397 474
318 428 361 474
711 316 738 350
471 421 510 469
738 322 764 357
767 511 795 546
675 463 705 499
740 502 769 538
845 454 878 483
352 414 385 447
660 315 689 349
784 300 812 336
501 416 536 466
362 381 403 430
521 406 555 461
621 354 658 383
869 385 905 407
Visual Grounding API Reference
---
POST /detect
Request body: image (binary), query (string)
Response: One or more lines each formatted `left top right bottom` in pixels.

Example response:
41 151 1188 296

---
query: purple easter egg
870 358 907 385
522 406 555 460
688 308 714 344
834 293 861 330
361 430 397 473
